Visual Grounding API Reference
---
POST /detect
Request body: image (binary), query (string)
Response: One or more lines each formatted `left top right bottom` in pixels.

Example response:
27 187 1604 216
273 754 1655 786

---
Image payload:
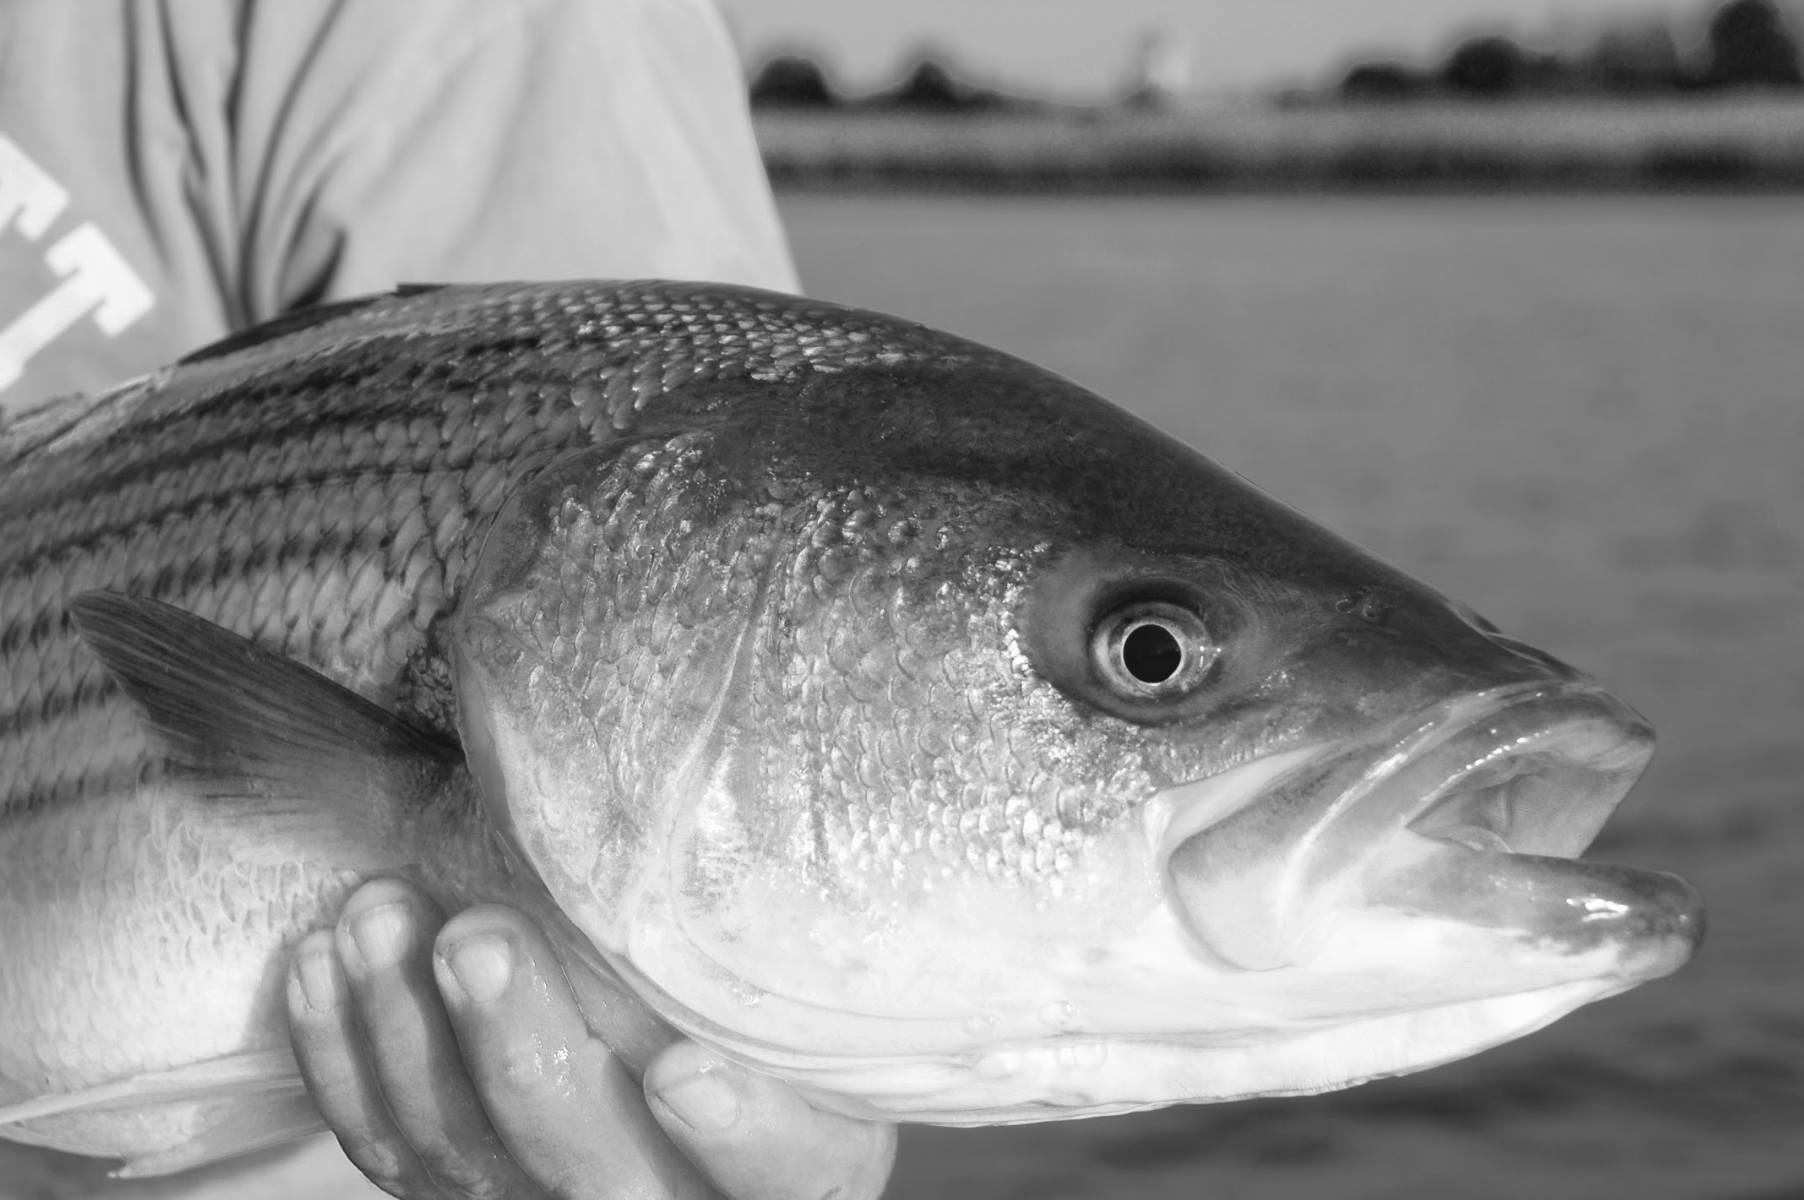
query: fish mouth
1159 683 1701 986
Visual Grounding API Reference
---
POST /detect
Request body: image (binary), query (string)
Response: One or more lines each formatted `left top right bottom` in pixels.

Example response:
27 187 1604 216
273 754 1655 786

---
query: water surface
783 194 1804 1200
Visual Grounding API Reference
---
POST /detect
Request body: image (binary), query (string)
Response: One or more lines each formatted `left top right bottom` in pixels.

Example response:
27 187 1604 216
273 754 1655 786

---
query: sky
713 0 1712 99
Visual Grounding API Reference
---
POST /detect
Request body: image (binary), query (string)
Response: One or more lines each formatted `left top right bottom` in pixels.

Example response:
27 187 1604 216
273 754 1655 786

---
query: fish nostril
1335 588 1394 625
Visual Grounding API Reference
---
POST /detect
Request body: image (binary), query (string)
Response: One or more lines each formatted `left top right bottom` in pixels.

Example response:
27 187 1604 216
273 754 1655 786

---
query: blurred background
718 1 1804 1197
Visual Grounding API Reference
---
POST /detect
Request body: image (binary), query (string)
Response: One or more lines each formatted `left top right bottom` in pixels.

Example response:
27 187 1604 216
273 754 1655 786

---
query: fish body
0 281 1701 1175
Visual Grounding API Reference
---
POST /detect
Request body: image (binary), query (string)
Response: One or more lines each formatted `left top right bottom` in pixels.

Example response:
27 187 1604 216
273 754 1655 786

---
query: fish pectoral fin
114 1089 327 1178
0 1050 304 1126
70 592 463 867
0 1050 325 1178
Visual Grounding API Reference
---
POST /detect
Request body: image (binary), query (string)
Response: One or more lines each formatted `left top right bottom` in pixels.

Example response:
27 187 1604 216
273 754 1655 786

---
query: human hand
285 878 896 1199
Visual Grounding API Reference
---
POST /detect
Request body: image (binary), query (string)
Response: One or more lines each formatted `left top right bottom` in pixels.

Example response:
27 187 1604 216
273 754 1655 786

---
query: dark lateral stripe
0 514 435 688
0 604 68 663
0 459 473 587
1 756 155 818
9 392 448 517
0 669 117 744
7 341 589 518
14 355 588 519
0 438 568 679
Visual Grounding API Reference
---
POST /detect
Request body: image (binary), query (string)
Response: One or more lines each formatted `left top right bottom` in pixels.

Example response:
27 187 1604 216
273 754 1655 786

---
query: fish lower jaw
731 979 1622 1126
608 897 1641 1126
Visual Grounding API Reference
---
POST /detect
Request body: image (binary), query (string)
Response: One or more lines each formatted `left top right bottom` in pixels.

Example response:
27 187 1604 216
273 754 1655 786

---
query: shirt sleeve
231 0 799 323
0 0 795 415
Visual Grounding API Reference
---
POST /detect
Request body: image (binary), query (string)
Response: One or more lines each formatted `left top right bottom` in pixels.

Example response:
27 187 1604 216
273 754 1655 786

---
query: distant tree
875 56 1009 112
1340 60 1430 100
748 54 838 109
1441 34 1533 96
891 58 964 110
1583 22 1684 92
1519 48 1582 94
1701 0 1803 87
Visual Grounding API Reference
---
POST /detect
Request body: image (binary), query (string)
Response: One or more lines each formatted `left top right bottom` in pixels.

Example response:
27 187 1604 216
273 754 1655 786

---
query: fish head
452 345 1699 1121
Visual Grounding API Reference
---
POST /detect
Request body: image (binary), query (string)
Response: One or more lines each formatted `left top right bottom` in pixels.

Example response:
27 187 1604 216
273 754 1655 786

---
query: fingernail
294 948 341 1011
443 935 514 1004
656 1069 741 1133
348 903 411 970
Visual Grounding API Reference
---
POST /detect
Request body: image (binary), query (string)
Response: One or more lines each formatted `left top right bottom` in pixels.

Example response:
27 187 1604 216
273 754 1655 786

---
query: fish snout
1160 683 1684 990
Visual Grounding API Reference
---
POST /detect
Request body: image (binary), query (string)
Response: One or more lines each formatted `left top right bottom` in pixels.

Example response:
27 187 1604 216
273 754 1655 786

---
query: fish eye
1091 600 1217 699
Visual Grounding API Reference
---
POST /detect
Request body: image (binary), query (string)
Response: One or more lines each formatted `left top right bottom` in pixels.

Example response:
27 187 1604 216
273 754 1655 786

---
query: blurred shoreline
757 95 1804 193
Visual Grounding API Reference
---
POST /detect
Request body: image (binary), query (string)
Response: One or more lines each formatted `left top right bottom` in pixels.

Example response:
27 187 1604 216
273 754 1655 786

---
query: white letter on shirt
0 134 68 240
0 223 154 390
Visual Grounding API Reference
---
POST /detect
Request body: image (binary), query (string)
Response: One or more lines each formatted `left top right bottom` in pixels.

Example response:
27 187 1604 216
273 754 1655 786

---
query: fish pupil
1122 622 1183 684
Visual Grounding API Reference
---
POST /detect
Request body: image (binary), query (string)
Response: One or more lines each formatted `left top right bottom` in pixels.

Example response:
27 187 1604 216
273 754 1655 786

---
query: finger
336 879 546 1199
433 905 718 1199
541 916 680 1076
286 927 444 1198
645 1043 897 1200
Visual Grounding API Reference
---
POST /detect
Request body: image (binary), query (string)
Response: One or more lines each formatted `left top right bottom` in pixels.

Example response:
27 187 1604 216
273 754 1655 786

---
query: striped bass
0 281 1701 1176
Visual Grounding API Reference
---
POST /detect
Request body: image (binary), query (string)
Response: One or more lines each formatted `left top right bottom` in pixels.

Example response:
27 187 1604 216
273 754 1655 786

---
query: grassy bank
756 95 1804 192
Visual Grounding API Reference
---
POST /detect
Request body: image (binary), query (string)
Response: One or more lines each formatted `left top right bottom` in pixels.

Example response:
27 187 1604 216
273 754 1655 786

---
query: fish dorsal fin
70 592 462 866
175 293 397 365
